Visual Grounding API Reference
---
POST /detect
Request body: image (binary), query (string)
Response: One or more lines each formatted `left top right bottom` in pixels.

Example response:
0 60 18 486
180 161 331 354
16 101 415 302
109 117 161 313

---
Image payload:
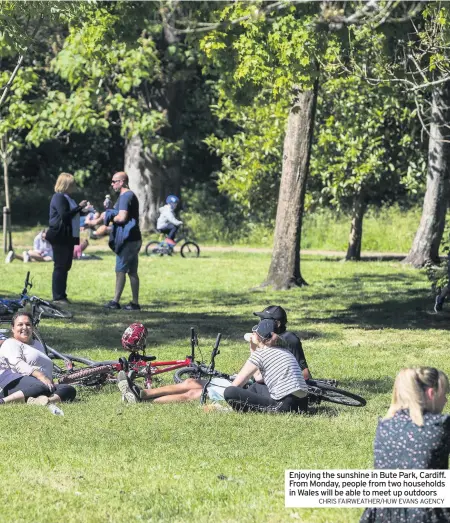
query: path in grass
0 251 448 523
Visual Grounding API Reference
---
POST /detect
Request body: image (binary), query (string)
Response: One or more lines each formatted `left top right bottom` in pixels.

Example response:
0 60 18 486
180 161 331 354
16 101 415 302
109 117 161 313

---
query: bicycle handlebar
213 333 221 351
21 271 32 296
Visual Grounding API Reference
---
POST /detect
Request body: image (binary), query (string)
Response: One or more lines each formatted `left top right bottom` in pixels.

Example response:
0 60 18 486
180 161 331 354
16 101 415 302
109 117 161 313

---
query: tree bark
345 192 366 261
125 135 163 231
123 15 183 232
264 83 318 290
403 83 450 267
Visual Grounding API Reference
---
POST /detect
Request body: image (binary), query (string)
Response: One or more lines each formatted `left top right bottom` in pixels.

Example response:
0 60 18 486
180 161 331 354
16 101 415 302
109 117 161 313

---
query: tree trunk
1 134 13 253
123 16 183 232
346 192 366 261
264 83 318 290
403 83 450 267
125 135 164 231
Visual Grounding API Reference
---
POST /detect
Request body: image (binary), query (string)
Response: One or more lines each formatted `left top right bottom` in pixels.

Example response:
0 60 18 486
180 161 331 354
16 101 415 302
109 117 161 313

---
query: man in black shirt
253 305 311 380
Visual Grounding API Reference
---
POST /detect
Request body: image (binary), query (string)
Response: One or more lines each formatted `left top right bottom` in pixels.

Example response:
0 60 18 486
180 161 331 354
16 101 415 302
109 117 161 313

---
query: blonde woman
360 367 450 523
47 173 88 304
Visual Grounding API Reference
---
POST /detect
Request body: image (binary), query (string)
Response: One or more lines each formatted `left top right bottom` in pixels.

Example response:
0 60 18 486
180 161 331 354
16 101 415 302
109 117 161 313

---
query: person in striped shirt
224 319 309 413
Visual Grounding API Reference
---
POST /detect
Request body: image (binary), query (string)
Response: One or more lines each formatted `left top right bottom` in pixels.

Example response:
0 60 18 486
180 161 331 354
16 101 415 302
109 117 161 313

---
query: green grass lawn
0 249 448 523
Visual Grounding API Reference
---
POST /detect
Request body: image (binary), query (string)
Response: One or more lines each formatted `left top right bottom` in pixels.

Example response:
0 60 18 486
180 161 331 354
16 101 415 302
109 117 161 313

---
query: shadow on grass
339 377 394 395
312 294 450 331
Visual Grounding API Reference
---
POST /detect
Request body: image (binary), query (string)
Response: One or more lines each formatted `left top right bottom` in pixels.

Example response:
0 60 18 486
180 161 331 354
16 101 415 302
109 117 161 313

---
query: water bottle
47 404 64 416
103 195 113 210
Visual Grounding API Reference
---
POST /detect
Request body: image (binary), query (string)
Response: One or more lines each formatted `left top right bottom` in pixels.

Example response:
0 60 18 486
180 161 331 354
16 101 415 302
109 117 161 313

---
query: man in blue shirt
93 172 142 310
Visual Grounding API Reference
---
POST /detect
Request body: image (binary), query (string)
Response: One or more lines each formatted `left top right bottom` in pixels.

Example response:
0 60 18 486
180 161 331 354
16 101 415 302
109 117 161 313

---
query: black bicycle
0 271 73 320
174 363 366 408
144 227 200 258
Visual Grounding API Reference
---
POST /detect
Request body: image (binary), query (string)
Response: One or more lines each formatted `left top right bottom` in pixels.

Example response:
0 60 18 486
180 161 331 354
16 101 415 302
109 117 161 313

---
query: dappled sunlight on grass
0 250 448 522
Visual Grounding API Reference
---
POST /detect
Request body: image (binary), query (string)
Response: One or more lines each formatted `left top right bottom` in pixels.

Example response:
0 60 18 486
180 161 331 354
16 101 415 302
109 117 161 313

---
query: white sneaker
23 251 30 263
117 370 140 403
5 251 14 263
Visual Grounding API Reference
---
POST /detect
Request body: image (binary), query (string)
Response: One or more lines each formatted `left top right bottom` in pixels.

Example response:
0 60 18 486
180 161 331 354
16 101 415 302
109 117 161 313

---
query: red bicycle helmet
121 323 148 352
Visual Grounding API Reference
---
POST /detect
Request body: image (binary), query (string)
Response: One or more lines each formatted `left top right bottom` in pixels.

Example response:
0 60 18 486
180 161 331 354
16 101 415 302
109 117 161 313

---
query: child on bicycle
156 195 183 246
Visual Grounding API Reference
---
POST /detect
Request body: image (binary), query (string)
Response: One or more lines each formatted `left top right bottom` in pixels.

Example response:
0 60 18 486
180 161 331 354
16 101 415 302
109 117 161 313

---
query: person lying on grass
0 312 76 406
117 319 309 414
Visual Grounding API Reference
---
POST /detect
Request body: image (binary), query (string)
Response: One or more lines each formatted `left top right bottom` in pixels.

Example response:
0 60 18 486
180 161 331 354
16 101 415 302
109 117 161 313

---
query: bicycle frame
52 327 201 388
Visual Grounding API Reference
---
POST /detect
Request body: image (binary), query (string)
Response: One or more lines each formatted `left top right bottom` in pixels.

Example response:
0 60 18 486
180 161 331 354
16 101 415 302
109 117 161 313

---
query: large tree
328 2 450 266
201 1 327 288
26 1 218 230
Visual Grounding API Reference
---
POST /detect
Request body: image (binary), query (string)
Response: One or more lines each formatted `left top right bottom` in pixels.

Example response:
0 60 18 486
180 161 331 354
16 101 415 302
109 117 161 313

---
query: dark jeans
52 243 74 300
2 376 76 402
158 224 178 240
224 384 308 413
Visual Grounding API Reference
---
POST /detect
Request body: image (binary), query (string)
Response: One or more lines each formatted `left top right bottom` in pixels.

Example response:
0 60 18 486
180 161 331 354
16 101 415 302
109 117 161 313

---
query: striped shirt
248 346 308 401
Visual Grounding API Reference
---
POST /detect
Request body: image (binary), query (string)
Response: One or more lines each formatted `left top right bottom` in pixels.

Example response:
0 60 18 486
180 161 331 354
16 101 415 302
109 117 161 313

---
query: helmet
166 195 180 208
121 323 148 352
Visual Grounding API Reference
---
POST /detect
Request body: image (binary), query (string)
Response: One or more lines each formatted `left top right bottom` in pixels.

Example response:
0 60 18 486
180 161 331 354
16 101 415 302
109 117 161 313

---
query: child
156 195 183 246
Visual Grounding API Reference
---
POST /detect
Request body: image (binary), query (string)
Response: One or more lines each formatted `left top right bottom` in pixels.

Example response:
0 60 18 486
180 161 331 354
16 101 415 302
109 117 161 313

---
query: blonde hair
385 367 449 426
54 172 76 193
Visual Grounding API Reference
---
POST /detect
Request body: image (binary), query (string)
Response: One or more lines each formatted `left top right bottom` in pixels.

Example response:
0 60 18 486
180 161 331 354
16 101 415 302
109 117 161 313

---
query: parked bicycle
0 271 73 320
145 227 200 258
53 327 204 388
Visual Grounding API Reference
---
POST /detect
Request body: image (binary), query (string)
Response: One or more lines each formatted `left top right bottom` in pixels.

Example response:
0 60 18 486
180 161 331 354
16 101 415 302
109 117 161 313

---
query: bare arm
231 360 258 388
113 210 128 224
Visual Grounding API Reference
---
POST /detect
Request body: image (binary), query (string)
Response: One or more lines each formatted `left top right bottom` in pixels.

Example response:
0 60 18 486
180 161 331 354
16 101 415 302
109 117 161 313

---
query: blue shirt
113 191 141 242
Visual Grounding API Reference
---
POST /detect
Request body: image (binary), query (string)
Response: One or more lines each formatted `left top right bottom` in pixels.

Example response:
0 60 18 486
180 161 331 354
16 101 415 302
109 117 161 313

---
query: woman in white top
0 312 76 404
224 319 309 413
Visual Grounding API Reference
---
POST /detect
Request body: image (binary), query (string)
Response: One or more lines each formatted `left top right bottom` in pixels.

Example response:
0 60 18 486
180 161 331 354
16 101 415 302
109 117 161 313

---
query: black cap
252 319 276 341
253 305 287 324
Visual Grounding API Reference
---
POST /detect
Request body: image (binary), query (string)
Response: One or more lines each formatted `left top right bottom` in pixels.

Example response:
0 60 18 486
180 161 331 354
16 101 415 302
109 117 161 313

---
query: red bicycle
50 328 202 388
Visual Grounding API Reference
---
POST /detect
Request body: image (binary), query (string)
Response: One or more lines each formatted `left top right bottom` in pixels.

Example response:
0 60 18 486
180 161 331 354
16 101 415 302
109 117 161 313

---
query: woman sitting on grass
360 367 449 523
223 319 309 413
0 312 76 406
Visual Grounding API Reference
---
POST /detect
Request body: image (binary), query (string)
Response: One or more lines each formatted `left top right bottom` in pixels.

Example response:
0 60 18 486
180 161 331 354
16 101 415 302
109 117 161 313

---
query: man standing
95 172 142 310
253 305 311 380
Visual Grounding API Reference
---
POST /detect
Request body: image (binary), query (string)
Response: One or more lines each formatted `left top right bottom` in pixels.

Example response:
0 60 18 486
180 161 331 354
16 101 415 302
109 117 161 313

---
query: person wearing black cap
253 305 311 380
223 319 309 413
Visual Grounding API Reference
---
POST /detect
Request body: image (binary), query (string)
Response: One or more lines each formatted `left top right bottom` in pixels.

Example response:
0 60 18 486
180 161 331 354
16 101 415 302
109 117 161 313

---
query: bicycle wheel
37 302 73 319
57 364 114 386
307 382 366 407
180 242 200 258
145 241 161 256
173 365 207 383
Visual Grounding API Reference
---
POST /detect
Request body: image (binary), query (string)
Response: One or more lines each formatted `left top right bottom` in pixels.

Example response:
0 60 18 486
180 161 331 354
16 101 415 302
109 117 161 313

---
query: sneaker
165 238 176 246
104 300 121 310
117 370 141 403
5 250 14 264
27 396 50 406
53 298 71 306
23 251 30 263
434 295 444 313
123 302 141 311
